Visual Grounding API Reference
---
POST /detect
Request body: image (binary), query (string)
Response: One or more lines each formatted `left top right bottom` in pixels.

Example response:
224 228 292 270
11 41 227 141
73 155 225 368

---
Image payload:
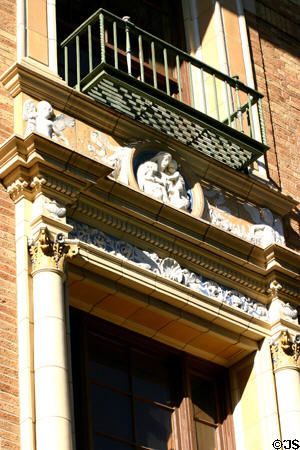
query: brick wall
0 1 19 449
246 1 300 249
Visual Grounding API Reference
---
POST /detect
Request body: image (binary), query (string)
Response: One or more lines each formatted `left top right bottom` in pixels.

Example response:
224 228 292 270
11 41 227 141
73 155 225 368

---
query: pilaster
28 227 78 450
270 330 300 441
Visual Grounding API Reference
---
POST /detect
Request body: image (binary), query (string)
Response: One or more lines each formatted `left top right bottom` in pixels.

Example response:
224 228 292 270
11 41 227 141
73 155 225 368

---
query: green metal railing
61 8 267 144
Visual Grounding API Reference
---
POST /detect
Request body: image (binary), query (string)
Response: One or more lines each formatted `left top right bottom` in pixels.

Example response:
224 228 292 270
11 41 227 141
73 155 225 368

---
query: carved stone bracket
269 280 283 298
7 177 30 201
28 227 78 273
271 330 300 371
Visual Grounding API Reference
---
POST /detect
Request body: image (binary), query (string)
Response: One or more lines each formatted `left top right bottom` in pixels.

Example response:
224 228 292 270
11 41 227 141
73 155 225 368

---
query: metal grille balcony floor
81 65 268 170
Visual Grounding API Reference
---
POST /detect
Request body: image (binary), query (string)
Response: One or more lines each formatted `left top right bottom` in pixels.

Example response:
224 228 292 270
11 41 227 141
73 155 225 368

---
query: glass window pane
132 351 171 405
134 400 173 450
94 434 133 450
89 337 129 391
91 384 132 442
194 422 217 450
191 376 217 424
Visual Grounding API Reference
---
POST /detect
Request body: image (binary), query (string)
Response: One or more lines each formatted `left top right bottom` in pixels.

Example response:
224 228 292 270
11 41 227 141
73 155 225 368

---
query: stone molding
72 201 300 303
271 330 300 371
69 218 269 320
73 200 269 296
28 227 78 274
1 134 299 304
7 177 30 201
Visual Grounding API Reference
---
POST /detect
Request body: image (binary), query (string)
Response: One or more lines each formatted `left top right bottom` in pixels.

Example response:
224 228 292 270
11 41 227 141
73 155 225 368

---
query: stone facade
0 1 299 450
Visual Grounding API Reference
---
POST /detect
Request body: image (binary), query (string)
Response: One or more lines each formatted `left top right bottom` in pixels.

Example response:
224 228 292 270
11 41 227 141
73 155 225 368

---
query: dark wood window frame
70 308 236 450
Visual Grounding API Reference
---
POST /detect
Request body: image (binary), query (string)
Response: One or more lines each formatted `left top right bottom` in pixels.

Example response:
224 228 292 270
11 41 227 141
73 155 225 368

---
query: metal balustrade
60 8 268 169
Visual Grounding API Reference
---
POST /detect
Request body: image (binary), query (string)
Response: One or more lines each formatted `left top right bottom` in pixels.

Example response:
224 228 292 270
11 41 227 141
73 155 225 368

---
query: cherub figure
165 159 190 211
23 100 75 146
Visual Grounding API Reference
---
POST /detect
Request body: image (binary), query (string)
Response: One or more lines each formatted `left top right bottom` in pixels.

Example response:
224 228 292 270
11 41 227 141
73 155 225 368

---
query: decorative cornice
271 330 300 371
28 227 78 274
73 200 267 294
1 135 299 302
7 177 30 200
69 219 269 320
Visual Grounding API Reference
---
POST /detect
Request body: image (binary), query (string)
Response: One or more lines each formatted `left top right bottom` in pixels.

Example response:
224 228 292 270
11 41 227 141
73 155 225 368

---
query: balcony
60 8 268 170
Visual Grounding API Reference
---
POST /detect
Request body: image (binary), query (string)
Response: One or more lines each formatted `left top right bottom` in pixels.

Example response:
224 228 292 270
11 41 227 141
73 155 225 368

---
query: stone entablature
69 219 269 320
0 133 299 309
21 97 285 248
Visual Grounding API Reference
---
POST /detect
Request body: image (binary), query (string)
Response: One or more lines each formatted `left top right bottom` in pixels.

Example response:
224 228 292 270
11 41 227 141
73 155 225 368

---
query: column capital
29 226 78 274
271 329 300 372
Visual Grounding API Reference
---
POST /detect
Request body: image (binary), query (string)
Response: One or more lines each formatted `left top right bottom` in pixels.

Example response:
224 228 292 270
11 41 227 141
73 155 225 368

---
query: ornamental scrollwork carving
69 219 268 320
28 227 78 273
271 330 300 371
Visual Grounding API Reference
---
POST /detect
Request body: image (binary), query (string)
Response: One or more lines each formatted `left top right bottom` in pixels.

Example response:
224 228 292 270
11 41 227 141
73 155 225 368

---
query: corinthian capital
29 227 78 273
271 329 300 371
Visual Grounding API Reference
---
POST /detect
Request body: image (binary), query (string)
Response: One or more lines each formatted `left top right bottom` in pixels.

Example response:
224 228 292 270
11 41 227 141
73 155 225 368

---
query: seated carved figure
249 207 284 247
137 152 190 211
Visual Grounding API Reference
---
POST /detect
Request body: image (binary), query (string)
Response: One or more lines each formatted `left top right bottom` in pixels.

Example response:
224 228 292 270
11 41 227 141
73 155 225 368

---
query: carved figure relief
137 152 190 211
69 219 268 320
87 131 107 160
245 205 284 247
87 130 131 183
280 302 298 321
204 186 285 247
44 199 67 220
23 100 75 146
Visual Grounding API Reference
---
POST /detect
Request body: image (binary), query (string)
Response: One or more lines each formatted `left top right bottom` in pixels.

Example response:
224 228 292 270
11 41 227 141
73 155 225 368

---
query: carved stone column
29 227 78 450
271 330 300 441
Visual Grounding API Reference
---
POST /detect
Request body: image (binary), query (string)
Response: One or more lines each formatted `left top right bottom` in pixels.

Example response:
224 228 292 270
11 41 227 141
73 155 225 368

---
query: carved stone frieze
23 99 75 146
73 200 267 295
271 330 300 371
87 130 107 160
29 227 78 273
69 219 269 320
87 130 131 183
205 187 285 248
